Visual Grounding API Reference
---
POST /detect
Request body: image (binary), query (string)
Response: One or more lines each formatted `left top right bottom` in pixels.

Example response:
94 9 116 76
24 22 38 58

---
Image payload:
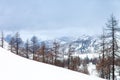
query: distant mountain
5 34 100 54
42 35 100 55
5 34 12 43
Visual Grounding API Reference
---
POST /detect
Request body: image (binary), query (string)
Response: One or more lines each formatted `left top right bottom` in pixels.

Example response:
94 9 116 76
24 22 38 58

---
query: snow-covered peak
77 35 93 41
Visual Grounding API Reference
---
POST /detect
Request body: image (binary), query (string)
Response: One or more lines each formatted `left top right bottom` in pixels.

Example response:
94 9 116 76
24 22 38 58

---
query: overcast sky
0 0 120 40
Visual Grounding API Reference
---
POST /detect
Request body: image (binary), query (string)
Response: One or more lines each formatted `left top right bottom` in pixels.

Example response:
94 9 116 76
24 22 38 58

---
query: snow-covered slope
0 40 9 50
0 47 105 80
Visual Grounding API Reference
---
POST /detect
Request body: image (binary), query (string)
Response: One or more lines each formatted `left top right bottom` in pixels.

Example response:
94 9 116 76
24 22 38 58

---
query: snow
73 53 100 59
0 40 9 50
88 63 98 76
0 47 105 80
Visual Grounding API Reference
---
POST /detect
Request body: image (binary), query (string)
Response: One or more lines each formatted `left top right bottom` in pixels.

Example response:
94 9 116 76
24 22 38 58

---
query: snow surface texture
0 48 103 80
0 47 105 80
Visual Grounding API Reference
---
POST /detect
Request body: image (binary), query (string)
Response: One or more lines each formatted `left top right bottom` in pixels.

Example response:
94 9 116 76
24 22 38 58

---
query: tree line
0 31 90 74
96 15 120 80
1 15 120 80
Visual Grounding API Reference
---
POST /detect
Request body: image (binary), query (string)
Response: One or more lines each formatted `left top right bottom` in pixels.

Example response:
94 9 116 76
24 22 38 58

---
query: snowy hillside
0 47 105 80
0 40 9 49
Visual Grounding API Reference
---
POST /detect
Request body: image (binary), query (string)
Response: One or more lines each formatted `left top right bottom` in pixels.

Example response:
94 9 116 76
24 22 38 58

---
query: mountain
4 34 100 59
0 47 105 80
43 35 99 53
5 34 12 43
5 34 99 54
61 35 99 54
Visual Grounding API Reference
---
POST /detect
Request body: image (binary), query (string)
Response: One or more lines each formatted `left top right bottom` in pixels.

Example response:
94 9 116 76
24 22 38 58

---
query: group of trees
0 31 90 74
1 15 120 80
96 15 120 80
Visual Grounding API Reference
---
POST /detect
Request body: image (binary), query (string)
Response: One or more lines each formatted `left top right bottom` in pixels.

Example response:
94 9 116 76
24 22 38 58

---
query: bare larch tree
106 15 120 80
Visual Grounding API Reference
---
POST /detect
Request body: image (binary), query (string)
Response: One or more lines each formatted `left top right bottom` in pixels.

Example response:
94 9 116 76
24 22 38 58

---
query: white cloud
0 0 120 40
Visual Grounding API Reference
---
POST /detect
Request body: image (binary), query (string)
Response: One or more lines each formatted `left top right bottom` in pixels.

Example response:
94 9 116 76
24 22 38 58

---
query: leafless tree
41 42 46 62
105 15 120 80
53 40 60 65
9 36 15 52
25 39 30 58
14 32 23 55
68 43 75 69
1 31 4 48
31 36 39 55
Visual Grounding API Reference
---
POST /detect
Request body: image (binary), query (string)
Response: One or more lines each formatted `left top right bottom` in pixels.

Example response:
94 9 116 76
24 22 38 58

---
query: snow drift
0 47 105 80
